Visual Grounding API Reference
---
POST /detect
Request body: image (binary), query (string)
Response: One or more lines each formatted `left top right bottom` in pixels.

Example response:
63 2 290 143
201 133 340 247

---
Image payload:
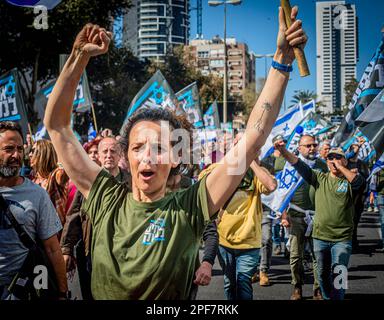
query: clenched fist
73 23 113 58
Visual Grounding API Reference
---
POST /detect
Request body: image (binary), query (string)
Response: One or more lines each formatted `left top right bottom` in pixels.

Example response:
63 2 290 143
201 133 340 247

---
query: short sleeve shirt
0 178 62 286
82 170 210 300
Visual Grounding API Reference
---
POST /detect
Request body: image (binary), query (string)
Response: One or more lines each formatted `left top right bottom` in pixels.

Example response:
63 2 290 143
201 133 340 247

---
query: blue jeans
259 211 272 272
313 239 352 300
378 195 384 248
218 245 260 300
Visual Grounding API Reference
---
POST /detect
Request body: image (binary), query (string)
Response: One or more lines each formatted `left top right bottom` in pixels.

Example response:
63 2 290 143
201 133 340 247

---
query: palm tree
290 90 317 105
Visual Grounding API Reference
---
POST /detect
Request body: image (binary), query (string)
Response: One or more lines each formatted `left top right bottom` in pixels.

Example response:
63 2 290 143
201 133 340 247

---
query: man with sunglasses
282 135 328 300
274 140 365 300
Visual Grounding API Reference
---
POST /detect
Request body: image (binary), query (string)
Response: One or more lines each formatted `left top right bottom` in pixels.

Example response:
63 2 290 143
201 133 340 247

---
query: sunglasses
300 143 318 148
327 154 343 160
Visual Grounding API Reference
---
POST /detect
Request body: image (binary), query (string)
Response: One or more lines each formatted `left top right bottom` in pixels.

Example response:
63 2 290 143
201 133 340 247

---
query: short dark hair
0 121 23 139
120 108 192 176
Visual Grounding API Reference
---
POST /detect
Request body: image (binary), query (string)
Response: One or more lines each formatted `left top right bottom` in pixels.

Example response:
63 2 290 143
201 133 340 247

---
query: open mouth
139 170 155 181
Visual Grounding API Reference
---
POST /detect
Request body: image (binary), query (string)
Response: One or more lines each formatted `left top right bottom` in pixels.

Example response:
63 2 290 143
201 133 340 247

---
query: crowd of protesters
1 7 384 302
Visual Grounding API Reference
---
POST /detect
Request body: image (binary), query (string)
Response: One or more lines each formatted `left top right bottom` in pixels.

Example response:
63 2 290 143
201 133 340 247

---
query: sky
190 0 384 111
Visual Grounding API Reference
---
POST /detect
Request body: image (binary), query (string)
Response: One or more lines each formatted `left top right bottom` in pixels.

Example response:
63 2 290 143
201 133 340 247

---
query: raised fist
73 23 113 57
277 6 308 64
273 138 287 153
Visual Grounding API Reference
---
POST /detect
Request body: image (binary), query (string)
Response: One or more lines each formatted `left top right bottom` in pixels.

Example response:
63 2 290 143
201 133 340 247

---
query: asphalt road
196 210 384 300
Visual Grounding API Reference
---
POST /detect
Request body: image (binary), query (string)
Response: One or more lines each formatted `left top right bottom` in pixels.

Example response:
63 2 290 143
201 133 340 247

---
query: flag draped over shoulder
355 88 384 157
0 68 29 136
333 34 384 147
260 100 315 159
5 0 62 9
175 82 203 129
203 100 220 130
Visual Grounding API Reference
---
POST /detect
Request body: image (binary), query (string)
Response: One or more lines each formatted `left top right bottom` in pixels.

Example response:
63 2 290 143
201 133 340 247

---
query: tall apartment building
122 0 190 62
186 37 255 97
316 1 358 114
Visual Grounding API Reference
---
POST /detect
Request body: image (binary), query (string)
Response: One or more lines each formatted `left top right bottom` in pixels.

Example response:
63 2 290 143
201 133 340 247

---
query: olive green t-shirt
82 170 210 300
299 169 355 242
288 159 328 218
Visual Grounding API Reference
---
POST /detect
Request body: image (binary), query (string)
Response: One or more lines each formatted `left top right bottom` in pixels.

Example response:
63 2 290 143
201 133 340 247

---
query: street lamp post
209 0 242 124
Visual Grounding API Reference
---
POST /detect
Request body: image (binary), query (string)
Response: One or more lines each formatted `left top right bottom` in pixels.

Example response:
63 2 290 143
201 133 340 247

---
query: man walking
275 140 365 300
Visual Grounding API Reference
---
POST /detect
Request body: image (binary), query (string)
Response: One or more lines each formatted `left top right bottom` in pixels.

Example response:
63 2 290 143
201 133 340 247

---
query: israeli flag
34 124 47 141
262 155 316 214
260 100 315 159
88 122 97 142
6 0 62 9
370 154 384 179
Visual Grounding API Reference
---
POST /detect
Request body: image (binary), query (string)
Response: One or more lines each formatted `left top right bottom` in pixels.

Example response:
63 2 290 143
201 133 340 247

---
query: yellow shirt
199 163 271 249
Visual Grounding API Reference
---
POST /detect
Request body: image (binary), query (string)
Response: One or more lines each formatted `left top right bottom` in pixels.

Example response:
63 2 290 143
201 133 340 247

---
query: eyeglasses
327 154 343 160
299 143 318 149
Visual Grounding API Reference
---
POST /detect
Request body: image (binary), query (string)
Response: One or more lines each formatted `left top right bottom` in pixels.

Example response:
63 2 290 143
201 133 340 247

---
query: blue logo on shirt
336 181 348 193
142 218 166 245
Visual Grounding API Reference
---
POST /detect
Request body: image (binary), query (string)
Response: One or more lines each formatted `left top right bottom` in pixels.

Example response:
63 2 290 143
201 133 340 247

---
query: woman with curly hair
44 6 307 300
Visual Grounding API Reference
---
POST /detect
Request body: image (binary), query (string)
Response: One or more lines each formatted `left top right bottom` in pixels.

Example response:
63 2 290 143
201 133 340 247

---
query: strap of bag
0 193 36 249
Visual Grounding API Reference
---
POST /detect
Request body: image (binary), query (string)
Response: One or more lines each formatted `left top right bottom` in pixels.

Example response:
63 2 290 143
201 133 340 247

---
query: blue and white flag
5 0 62 9
262 155 316 214
203 101 220 130
33 123 47 141
176 82 204 129
0 68 29 137
88 122 97 142
355 88 384 158
342 130 376 163
370 154 384 179
286 111 334 153
260 100 315 159
333 34 384 147
123 70 186 131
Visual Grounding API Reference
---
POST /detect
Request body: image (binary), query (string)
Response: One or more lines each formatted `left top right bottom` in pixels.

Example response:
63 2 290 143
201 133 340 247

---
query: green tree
86 45 150 133
149 45 224 114
0 0 131 125
344 78 359 108
290 89 317 105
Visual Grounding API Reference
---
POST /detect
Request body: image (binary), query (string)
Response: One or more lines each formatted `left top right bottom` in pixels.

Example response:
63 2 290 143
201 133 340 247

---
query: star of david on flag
279 168 299 190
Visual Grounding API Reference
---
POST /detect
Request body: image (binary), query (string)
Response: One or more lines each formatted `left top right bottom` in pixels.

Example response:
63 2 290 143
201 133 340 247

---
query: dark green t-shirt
288 159 328 218
298 169 355 242
82 170 210 300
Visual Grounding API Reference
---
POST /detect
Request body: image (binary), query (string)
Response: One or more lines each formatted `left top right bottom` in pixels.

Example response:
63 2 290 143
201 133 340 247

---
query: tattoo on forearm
253 102 272 135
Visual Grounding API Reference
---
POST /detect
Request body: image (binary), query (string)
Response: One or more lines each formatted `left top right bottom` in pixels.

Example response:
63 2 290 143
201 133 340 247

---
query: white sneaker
374 207 379 213
367 207 373 212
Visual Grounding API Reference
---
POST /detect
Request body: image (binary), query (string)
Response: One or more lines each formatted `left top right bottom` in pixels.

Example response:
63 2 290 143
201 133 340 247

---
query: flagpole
90 102 98 133
27 123 34 143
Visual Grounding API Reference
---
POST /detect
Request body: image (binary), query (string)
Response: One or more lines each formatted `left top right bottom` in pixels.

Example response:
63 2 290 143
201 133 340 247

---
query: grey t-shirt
0 178 62 286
